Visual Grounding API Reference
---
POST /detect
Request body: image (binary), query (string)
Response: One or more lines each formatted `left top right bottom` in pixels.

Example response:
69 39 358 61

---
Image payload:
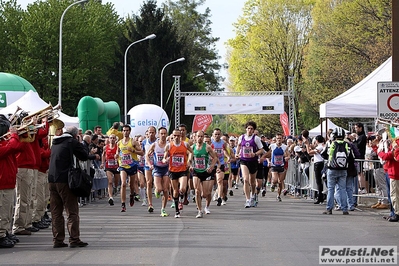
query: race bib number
243 147 253 158
156 153 167 167
274 155 283 166
107 159 117 167
194 157 206 170
215 148 223 159
121 154 133 166
172 155 184 167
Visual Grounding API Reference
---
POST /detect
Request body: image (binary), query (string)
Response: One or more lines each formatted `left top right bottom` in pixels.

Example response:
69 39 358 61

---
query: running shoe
178 202 183 210
196 211 203 218
283 189 289 196
108 197 114 206
213 192 218 202
148 205 154 213
154 191 161 199
266 181 271 187
217 197 222 206
160 208 169 217
250 197 255 207
192 196 196 203
270 185 275 192
121 204 126 212
229 190 234 196
134 194 140 202
204 207 211 214
261 189 266 197
224 196 228 202
129 194 134 207
170 202 175 208
277 196 282 202
221 200 227 206
174 212 181 218
245 200 251 208
234 184 238 189
141 199 147 206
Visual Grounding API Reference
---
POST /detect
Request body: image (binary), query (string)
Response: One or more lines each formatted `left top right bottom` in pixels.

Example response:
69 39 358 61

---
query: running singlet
211 140 225 165
153 142 168 168
193 143 209 173
142 138 156 167
240 134 258 162
105 144 118 169
270 143 287 167
169 142 188 172
118 139 139 168
230 147 239 169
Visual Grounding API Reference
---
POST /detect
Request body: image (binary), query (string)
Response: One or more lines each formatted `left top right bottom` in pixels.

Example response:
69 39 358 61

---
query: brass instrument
375 117 399 141
0 120 44 142
21 104 61 124
8 106 22 125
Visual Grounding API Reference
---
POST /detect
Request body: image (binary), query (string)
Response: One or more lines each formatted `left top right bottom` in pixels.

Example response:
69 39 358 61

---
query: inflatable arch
78 96 120 132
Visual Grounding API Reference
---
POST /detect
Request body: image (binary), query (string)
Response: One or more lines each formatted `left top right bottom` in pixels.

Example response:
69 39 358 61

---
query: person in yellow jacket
106 122 123 141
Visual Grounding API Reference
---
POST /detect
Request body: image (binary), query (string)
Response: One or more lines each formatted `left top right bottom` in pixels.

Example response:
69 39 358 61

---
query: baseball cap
229 136 236 141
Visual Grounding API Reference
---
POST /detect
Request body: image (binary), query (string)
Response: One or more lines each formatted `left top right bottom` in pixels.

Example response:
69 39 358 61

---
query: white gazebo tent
308 119 340 138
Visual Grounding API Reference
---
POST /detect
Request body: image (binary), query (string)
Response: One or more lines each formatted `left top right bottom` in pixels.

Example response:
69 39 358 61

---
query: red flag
192 115 213 132
280 112 290 136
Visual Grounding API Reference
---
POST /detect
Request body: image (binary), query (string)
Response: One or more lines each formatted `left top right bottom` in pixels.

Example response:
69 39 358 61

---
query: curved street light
160 57 185 109
124 34 156 124
58 0 89 107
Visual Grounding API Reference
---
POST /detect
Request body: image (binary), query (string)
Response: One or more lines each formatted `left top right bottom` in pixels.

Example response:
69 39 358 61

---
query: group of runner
101 121 291 218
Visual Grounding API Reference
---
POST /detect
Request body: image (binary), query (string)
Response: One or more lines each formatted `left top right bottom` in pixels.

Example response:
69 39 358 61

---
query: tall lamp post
124 34 156 124
160 57 185 109
58 0 89 107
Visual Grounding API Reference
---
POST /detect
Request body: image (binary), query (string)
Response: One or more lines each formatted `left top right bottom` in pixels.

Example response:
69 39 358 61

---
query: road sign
377 82 399 119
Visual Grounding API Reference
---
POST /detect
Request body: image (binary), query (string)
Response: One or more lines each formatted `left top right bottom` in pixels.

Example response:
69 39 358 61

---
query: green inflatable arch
78 96 120 132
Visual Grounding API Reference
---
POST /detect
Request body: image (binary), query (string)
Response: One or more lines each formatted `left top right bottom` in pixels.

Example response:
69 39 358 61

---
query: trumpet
375 117 399 127
21 104 61 124
8 106 23 126
0 121 45 142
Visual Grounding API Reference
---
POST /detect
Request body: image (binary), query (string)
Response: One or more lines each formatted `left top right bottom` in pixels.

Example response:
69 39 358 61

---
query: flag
280 112 290 136
192 115 213 132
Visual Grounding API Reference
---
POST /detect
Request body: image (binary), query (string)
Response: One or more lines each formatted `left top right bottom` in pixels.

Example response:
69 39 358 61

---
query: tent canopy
319 57 392 118
0 90 79 128
308 119 340 137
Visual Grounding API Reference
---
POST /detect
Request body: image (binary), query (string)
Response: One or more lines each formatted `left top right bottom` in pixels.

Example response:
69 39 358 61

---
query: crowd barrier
284 158 386 201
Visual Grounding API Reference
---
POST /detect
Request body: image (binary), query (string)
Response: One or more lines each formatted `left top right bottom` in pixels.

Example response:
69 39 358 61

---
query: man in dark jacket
48 126 95 248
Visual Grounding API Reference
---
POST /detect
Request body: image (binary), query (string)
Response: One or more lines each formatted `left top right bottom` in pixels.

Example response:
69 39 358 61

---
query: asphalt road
1 187 398 266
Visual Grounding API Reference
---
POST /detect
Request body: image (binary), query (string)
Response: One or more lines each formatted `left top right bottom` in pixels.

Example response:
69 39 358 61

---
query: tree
17 0 121 114
0 0 24 72
164 0 223 92
302 0 391 128
227 0 313 135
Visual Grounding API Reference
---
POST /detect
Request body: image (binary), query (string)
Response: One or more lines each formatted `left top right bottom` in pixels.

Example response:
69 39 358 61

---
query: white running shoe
196 211 203 218
221 200 227 206
141 199 147 206
245 200 251 208
213 192 218 202
174 212 181 218
204 206 211 214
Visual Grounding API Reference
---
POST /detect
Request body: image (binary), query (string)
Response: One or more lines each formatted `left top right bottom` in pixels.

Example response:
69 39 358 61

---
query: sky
16 0 247 81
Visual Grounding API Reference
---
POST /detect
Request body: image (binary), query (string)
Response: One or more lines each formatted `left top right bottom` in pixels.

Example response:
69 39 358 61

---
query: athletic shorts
224 173 230 181
231 168 239 175
169 171 187 180
105 168 119 175
211 164 225 178
137 166 145 174
118 165 138 176
256 163 264 180
153 166 169 177
240 160 258 175
271 166 285 173
193 170 214 182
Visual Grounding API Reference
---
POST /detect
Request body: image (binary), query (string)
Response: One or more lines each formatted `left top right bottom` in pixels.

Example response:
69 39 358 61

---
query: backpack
328 141 349 170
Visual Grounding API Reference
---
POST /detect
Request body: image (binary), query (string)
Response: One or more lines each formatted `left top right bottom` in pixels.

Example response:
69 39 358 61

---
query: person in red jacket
12 129 37 235
377 138 399 222
0 125 23 248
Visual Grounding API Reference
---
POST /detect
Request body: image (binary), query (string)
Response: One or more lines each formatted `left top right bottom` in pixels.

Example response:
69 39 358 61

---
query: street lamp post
58 0 89 107
124 34 156 124
160 57 185 109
